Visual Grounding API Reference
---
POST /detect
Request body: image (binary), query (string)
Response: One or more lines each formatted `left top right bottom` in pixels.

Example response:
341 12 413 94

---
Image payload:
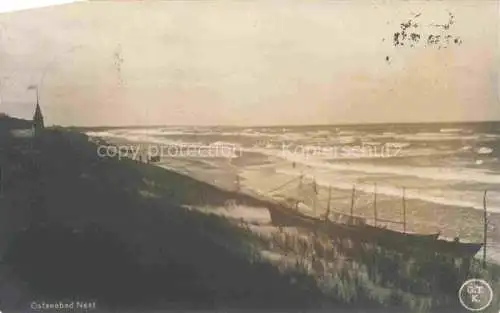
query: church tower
32 88 44 136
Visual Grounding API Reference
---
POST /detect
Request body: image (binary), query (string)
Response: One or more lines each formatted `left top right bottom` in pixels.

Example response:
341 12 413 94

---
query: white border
0 0 84 14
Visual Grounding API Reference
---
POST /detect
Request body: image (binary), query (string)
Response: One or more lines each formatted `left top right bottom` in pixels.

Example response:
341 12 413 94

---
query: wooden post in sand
483 190 488 269
326 185 332 220
235 175 241 192
373 183 377 227
350 185 355 222
312 178 318 215
402 187 407 234
296 175 303 210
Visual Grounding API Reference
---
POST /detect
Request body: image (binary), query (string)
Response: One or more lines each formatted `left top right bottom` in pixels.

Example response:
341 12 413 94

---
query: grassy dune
0 124 499 312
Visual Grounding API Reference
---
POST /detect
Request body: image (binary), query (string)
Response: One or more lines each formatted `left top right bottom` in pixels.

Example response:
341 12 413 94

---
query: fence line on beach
254 172 491 267
84 142 494 267
344 184 490 268
335 182 489 267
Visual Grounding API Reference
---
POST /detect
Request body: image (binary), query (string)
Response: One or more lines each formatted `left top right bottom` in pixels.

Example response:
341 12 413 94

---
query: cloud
0 1 497 126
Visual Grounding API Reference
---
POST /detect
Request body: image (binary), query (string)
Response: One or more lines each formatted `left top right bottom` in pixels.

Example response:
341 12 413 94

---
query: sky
0 0 84 14
0 0 498 126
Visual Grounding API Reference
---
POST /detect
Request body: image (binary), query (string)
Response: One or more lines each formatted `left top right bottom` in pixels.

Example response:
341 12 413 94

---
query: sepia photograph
0 0 499 312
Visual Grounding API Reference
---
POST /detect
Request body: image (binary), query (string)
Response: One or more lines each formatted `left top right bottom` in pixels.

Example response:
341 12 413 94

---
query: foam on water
87 125 500 263
87 125 500 214
395 133 484 142
385 142 411 148
440 128 463 133
86 131 121 138
275 168 500 212
477 147 494 155
256 147 500 184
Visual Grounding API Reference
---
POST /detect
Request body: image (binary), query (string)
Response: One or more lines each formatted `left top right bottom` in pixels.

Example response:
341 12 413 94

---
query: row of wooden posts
295 175 409 230
291 174 490 269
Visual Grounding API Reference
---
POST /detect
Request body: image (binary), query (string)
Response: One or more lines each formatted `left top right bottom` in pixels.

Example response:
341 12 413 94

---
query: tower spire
32 86 44 135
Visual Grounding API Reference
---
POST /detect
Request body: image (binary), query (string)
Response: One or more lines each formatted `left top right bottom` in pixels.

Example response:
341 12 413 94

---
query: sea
86 121 500 261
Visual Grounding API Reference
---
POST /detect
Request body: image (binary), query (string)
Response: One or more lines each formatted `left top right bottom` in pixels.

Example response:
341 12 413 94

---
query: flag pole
373 183 377 227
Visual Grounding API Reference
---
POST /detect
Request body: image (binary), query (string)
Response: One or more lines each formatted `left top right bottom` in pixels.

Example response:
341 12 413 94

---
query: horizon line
66 119 500 130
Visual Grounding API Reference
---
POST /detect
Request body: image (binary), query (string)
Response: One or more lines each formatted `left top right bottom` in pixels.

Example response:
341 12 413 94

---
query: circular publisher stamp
458 279 493 311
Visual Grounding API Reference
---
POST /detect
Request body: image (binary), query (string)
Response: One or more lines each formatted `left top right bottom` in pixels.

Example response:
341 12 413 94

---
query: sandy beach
96 133 500 264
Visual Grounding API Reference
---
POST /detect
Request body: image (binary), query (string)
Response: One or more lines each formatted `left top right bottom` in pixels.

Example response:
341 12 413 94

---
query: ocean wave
385 142 411 148
395 133 482 142
89 130 245 150
91 128 198 137
440 128 463 133
211 141 243 148
483 133 500 139
220 131 277 138
261 148 500 184
394 132 500 143
330 149 455 160
308 130 332 138
277 133 314 142
249 143 457 162
361 141 382 146
93 128 281 139
127 129 189 136
86 131 128 139
364 133 398 140
87 131 248 160
87 131 199 146
477 147 494 155
337 130 359 136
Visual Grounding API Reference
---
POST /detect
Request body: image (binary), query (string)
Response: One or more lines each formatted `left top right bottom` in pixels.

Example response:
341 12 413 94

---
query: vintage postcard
0 1 499 312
